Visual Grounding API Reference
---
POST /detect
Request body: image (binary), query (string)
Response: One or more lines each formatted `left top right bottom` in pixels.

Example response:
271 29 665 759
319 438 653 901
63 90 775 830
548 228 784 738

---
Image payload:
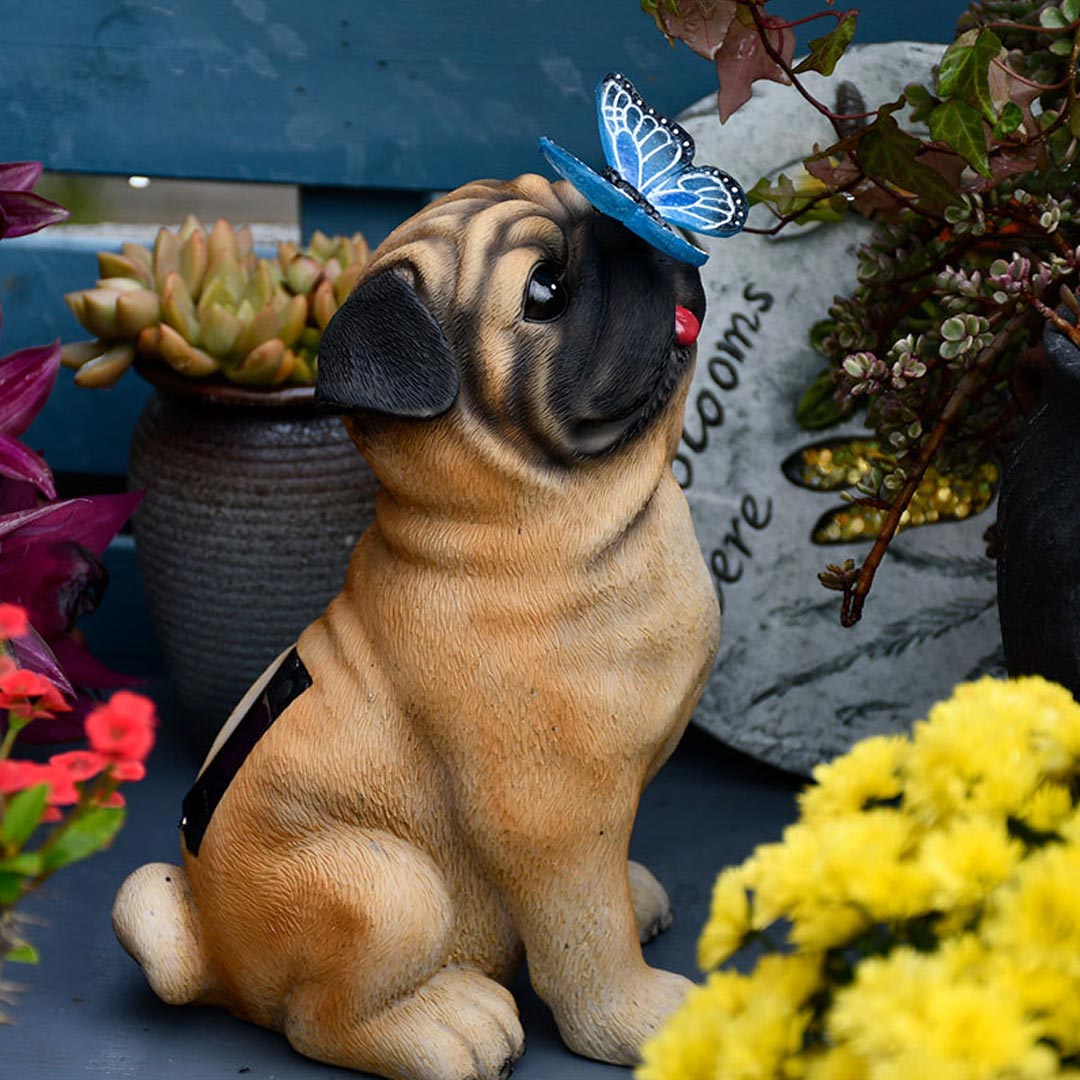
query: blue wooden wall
0 0 967 666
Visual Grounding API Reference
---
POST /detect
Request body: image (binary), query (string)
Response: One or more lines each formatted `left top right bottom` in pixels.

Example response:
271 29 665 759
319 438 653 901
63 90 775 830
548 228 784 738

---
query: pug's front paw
554 966 692 1065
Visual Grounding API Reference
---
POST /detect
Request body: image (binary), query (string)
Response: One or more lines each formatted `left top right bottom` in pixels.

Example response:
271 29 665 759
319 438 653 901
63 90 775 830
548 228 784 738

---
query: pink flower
85 691 156 763
0 603 28 640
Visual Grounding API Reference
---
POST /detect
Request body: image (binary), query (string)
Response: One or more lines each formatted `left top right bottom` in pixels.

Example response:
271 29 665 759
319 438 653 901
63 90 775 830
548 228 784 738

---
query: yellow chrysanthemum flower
905 677 1042 824
918 813 1022 910
800 734 907 822
802 1046 868 1080
832 946 1054 1079
983 841 1080 975
1015 781 1073 834
637 677 1080 1080
636 972 745 1080
698 866 752 970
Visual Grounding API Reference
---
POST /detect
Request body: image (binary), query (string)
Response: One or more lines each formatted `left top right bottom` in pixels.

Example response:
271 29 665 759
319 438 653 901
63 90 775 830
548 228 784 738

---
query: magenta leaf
0 491 142 555
0 473 43 513
0 189 70 239
1 540 107 639
0 162 44 193
0 342 61 436
0 431 55 498
10 624 74 698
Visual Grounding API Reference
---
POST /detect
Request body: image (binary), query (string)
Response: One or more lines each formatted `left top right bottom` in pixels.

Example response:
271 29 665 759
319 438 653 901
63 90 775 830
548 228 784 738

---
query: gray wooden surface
3 684 799 1079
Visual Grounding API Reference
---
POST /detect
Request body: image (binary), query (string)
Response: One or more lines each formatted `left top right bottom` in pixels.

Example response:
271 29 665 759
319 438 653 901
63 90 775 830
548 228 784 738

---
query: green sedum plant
62 217 369 388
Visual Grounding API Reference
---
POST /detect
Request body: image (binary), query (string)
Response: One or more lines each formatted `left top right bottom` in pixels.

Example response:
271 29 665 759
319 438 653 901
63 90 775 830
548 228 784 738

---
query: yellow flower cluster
638 677 1080 1080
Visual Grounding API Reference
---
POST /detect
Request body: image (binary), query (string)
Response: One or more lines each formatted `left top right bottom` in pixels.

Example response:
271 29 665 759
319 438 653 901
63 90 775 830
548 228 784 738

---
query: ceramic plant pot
128 365 377 756
997 314 1080 696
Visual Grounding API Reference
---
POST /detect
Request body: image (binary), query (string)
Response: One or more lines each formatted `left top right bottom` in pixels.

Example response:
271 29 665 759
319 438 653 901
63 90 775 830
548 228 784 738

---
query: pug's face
316 174 705 465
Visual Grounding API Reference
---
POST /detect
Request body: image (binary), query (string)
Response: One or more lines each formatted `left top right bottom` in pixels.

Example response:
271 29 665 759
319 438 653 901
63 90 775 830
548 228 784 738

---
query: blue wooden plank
3 2 966 192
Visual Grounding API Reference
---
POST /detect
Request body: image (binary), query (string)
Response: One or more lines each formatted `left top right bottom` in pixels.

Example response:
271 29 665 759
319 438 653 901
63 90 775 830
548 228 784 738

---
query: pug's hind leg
278 830 523 1080
629 860 674 944
285 966 524 1080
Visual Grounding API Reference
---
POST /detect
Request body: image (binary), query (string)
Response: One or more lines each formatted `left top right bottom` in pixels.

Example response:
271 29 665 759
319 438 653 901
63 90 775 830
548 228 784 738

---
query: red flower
0 603 28 640
110 759 146 783
0 666 69 717
48 748 109 783
0 758 49 794
41 764 78 806
85 691 156 763
95 790 125 809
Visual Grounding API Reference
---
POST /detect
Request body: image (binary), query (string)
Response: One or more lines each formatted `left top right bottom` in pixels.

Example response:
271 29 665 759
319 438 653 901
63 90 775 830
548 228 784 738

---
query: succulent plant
62 217 368 388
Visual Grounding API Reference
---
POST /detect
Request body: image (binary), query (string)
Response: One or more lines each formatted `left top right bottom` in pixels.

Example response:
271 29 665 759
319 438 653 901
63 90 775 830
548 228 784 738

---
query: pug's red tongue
675 306 700 347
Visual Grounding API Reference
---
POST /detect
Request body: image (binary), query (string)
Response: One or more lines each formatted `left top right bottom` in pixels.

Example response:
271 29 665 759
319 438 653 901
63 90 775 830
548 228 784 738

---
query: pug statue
113 74 747 1080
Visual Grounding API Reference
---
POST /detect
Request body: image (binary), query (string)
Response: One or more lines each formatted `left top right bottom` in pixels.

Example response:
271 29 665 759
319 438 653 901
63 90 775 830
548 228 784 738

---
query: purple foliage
0 162 140 740
0 162 68 240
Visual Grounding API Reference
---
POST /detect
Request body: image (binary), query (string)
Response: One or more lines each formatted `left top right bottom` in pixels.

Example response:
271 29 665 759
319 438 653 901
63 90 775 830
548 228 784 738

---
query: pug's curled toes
554 966 693 1066
285 965 524 1080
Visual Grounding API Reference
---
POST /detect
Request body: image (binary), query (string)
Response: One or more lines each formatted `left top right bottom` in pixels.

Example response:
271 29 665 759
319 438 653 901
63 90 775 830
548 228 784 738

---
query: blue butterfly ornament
539 73 748 268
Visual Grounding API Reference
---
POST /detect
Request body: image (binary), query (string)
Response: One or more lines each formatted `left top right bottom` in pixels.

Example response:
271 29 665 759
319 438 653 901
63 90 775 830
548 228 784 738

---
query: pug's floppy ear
315 268 459 418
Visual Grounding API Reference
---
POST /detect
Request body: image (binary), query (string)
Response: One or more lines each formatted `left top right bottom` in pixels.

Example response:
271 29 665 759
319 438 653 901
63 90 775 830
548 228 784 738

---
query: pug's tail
112 862 215 1005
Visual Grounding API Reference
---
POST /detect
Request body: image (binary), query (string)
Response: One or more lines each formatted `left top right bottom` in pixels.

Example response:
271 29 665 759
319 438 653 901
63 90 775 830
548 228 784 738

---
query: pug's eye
524 263 568 322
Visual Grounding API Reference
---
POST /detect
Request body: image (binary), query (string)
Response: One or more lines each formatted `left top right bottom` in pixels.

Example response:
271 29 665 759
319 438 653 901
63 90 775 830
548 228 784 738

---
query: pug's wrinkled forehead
366 174 586 306
316 174 704 464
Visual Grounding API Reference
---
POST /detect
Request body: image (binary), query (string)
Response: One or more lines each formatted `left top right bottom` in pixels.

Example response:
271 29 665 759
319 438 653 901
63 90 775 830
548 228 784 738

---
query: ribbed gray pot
128 369 377 757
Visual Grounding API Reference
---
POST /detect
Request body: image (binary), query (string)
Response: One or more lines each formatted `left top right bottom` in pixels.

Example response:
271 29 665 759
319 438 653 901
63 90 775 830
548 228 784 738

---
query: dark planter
128 365 377 757
997 314 1080 695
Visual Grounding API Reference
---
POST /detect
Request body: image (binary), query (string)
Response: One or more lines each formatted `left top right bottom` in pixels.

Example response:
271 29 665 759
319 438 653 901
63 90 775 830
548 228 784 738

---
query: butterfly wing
597 72 694 195
597 72 747 238
646 165 748 237
538 136 709 267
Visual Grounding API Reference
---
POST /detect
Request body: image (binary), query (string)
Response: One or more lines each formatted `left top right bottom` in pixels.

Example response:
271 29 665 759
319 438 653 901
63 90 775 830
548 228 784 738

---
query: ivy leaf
1 784 49 849
857 112 959 209
794 12 858 77
1064 0 1080 22
994 101 1024 138
905 82 938 124
928 99 991 177
714 13 795 122
41 807 124 872
937 28 1003 123
650 0 738 58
